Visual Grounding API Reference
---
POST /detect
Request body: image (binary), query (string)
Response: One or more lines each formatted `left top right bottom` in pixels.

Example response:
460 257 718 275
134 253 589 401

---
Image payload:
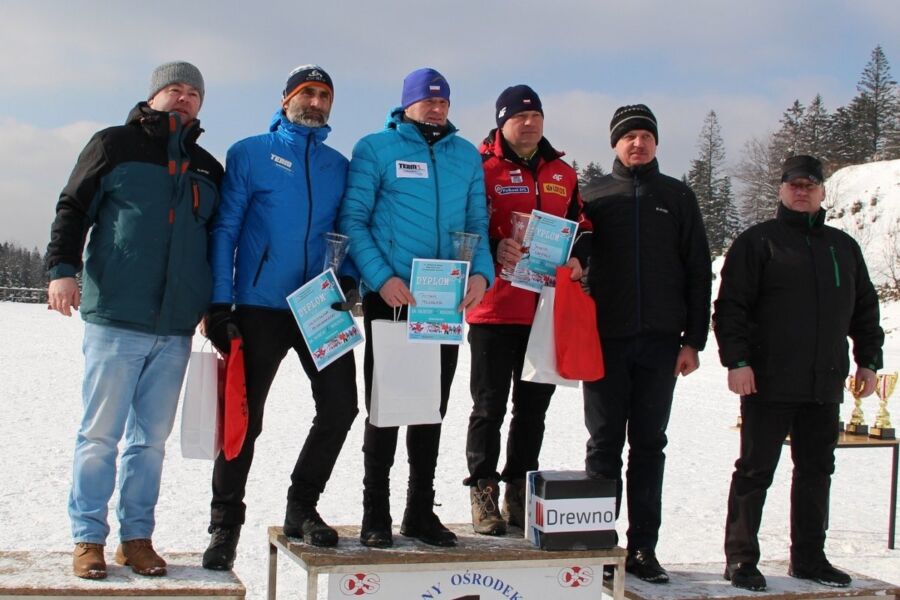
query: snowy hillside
826 158 900 287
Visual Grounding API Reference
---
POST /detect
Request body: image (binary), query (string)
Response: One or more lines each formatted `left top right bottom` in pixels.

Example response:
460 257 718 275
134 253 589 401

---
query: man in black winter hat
714 155 882 592
200 64 359 570
464 84 586 537
571 103 712 583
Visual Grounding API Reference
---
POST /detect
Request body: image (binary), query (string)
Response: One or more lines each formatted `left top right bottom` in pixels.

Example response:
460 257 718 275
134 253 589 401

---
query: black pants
210 307 358 526
464 323 554 485
582 334 679 551
724 400 839 567
361 292 458 493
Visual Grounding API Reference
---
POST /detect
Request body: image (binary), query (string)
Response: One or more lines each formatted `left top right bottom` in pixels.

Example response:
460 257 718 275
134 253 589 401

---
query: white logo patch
396 161 429 179
552 173 563 181
271 153 293 171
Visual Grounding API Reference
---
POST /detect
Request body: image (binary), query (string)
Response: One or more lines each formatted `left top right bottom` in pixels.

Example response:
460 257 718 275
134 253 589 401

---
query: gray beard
287 110 328 128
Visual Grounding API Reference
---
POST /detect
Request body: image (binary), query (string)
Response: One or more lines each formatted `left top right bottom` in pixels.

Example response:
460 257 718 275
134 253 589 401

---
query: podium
267 524 626 599
0 551 244 599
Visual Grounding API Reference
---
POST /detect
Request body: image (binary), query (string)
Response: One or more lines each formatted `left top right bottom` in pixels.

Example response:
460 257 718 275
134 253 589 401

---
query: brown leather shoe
73 543 106 579
115 539 167 576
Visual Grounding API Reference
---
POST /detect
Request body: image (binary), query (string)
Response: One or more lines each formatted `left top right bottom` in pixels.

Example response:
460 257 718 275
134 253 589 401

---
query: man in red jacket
464 85 586 535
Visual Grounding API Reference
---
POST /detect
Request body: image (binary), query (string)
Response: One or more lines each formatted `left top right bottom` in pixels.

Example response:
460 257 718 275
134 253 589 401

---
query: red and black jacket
466 129 588 326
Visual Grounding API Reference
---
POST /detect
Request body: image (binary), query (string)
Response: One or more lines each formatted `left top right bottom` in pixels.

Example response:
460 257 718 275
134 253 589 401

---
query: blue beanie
401 68 450 109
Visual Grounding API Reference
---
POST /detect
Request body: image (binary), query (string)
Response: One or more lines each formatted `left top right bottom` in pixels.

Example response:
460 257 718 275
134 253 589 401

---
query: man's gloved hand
205 304 241 354
580 265 591 296
331 276 360 312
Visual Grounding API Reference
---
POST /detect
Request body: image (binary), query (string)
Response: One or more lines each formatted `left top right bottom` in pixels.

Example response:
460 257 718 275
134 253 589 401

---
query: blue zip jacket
339 107 493 293
211 111 353 309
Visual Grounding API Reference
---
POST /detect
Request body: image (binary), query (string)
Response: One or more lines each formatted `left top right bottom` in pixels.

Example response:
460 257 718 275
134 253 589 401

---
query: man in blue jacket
340 67 493 548
201 65 358 570
47 61 222 580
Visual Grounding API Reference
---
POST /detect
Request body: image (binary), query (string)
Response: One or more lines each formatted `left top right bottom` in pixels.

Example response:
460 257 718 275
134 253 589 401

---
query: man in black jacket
575 104 712 583
714 155 883 592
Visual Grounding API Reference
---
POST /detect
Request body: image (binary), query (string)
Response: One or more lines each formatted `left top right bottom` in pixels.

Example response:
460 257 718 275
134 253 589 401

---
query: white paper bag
180 349 222 459
521 287 580 388
370 319 442 427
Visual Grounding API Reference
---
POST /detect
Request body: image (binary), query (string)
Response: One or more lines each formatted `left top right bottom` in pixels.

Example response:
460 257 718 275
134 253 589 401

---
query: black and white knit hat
609 104 658 147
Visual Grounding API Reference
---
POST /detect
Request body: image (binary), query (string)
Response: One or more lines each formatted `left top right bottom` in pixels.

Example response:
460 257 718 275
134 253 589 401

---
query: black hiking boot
202 524 241 571
400 490 457 547
283 502 338 547
360 490 393 548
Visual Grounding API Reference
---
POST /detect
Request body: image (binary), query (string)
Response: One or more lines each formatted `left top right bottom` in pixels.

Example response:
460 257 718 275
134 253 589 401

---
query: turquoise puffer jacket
339 108 493 293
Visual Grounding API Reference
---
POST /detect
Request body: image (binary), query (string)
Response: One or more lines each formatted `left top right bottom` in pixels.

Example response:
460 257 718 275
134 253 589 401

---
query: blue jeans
69 323 191 544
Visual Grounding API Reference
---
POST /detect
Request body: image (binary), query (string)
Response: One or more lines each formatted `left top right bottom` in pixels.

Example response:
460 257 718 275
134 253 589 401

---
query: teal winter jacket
46 103 223 336
339 108 493 293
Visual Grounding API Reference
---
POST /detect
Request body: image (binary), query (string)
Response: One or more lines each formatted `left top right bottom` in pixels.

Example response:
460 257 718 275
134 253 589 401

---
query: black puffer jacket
714 203 883 403
576 158 712 349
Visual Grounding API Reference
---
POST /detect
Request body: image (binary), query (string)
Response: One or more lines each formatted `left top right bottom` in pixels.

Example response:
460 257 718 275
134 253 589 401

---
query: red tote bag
553 266 604 381
221 338 249 460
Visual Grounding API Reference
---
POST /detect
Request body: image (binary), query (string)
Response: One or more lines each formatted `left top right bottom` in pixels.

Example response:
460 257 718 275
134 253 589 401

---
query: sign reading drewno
534 497 616 533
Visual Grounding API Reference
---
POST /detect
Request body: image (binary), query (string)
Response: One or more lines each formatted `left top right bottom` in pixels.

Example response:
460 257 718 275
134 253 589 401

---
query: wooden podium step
609 560 899 600
0 551 244 599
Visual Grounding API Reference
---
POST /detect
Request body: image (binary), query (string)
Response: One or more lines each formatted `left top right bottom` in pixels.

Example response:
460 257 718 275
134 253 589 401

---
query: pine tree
687 110 735 255
771 100 806 160
801 94 833 163
854 44 900 160
578 161 606 195
735 136 780 226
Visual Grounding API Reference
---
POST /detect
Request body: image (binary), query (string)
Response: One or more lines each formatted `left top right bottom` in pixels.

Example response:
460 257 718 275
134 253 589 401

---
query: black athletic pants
210 307 358 526
361 293 459 494
464 323 554 485
582 333 680 551
724 399 839 568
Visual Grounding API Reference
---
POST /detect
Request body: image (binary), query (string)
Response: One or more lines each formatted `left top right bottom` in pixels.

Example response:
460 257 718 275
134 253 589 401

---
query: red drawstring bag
553 266 604 381
220 338 248 460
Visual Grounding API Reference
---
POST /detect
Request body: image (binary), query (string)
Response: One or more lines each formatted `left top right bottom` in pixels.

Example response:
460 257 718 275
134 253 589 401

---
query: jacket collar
269 110 331 145
777 202 826 231
128 102 202 145
611 157 660 180
480 128 563 168
386 106 458 145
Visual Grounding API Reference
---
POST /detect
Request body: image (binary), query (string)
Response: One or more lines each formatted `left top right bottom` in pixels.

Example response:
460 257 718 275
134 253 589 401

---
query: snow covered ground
1 301 898 598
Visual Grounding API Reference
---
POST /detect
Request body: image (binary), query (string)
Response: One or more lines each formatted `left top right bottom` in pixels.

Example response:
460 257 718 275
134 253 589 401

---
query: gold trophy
845 375 868 435
870 373 896 440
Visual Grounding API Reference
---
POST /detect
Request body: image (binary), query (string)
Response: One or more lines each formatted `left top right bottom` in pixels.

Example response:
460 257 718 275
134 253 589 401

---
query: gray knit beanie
148 61 205 103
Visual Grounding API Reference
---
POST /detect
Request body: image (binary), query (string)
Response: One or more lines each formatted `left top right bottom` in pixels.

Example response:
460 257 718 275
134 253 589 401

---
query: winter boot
202 524 241 571
283 499 338 547
72 543 106 579
502 478 526 528
400 489 457 547
115 539 166 576
471 479 506 535
360 490 393 548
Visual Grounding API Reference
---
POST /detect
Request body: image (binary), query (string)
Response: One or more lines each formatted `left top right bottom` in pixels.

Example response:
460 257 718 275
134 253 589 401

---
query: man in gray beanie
570 103 711 583
46 60 222 580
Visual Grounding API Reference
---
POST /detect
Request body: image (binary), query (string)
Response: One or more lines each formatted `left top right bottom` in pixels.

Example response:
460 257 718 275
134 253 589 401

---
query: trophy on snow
871 372 896 440
844 374 868 435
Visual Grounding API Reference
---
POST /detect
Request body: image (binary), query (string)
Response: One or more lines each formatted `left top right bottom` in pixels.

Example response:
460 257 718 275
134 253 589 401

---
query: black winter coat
576 158 712 349
714 203 883 403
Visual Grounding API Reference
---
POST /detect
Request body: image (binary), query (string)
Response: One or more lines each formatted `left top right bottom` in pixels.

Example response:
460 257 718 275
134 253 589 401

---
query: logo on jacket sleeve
543 182 568 197
271 153 293 172
396 161 429 178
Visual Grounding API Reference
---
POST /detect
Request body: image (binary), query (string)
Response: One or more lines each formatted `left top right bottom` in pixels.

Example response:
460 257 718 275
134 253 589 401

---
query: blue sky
2 0 898 250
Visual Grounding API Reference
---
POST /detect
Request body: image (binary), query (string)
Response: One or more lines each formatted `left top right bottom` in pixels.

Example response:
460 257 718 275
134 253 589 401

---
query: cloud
0 119 101 250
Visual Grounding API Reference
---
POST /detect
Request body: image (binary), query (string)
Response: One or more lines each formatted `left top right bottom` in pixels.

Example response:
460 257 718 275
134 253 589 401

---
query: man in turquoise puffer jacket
201 65 359 570
340 67 493 549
